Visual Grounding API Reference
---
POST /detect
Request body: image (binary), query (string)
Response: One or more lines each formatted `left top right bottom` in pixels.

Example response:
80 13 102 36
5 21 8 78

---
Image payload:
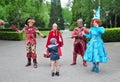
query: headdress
77 19 83 23
93 6 101 19
25 18 35 25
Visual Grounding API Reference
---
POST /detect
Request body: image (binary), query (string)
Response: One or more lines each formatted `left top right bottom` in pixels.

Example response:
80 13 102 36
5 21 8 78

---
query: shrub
102 28 120 42
0 28 15 31
69 27 120 42
0 32 24 40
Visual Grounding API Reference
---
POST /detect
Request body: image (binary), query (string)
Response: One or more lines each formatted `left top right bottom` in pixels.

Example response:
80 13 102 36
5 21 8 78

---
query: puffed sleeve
83 29 92 38
98 27 105 34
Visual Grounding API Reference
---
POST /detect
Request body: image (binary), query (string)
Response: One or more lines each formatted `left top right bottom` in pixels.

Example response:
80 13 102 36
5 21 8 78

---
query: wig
91 19 102 26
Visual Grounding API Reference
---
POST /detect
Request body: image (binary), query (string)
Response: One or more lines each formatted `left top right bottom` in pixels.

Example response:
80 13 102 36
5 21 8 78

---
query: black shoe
25 63 31 67
51 72 54 77
55 72 59 76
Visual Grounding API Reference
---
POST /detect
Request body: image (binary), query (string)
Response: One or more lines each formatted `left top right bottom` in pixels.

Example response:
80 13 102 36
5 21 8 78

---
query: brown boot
33 59 37 68
71 52 77 65
25 58 31 67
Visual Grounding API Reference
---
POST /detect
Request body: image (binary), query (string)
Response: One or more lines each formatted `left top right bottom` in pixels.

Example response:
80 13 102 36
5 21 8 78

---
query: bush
1 28 120 42
102 28 120 42
0 31 49 41
0 32 24 40
69 27 120 42
0 28 15 31
38 28 51 31
0 28 51 31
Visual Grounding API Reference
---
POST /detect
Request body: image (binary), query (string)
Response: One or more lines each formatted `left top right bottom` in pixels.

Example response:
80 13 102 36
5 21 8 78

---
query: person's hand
71 36 74 39
42 35 47 38
81 31 85 36
1 21 5 25
84 28 89 33
71 35 77 39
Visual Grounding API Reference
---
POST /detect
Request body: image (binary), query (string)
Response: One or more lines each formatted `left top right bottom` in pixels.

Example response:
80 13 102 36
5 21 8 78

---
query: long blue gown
83 26 108 63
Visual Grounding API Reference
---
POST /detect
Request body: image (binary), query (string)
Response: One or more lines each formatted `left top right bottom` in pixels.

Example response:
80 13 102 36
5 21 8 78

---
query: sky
45 0 69 8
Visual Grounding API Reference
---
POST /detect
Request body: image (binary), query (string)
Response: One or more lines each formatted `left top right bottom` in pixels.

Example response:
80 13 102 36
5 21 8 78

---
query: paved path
0 30 120 82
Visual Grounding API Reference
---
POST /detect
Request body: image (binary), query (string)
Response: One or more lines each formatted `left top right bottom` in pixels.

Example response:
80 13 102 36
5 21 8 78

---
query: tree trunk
114 14 117 27
110 19 112 28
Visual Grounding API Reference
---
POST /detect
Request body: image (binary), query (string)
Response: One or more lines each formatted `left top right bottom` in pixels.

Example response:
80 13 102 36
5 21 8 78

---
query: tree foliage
62 8 72 25
0 0 49 29
70 0 120 29
49 0 64 29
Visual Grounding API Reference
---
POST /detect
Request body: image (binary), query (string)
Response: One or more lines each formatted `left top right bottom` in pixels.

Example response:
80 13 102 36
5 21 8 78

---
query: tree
70 0 120 29
0 0 50 28
62 8 72 25
70 0 101 29
49 0 64 29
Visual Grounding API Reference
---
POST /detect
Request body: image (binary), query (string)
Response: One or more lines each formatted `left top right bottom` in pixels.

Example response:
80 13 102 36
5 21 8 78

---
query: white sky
45 0 69 7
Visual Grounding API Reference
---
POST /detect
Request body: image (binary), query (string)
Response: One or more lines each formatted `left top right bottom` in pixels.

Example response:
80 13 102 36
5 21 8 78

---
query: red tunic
46 30 64 56
24 26 38 45
72 27 88 56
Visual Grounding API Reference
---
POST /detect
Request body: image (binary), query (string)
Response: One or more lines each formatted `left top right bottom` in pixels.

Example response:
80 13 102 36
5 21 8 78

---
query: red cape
46 30 64 56
46 30 64 48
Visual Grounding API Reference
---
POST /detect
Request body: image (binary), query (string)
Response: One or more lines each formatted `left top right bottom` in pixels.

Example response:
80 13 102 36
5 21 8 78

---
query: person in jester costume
71 19 89 67
11 18 46 68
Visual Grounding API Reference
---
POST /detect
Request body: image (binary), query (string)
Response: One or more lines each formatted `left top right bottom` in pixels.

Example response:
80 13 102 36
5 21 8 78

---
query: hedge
0 28 51 31
0 31 49 41
0 28 15 31
102 28 120 42
0 32 24 40
0 28 120 42
70 27 120 42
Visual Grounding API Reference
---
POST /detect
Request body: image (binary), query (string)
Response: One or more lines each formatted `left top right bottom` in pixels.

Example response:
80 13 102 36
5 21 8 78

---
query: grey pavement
0 30 120 82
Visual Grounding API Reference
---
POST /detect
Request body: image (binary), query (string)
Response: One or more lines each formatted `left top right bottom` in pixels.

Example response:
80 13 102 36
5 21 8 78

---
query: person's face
52 24 57 30
93 21 98 27
28 22 33 27
77 21 83 27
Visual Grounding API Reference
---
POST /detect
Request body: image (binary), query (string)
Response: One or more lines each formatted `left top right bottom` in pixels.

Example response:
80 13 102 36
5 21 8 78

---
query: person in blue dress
83 19 108 73
48 38 60 77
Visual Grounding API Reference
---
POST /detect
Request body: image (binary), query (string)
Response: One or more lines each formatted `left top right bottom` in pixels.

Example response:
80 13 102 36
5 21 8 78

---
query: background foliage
70 0 120 29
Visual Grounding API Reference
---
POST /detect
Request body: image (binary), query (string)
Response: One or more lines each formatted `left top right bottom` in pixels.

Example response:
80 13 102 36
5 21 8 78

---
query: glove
11 24 19 32
42 35 47 38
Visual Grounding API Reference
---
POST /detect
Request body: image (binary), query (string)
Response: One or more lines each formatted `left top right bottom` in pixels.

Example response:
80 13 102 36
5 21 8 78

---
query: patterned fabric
83 26 108 63
72 27 87 56
24 26 38 45
26 43 36 53
26 43 37 59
